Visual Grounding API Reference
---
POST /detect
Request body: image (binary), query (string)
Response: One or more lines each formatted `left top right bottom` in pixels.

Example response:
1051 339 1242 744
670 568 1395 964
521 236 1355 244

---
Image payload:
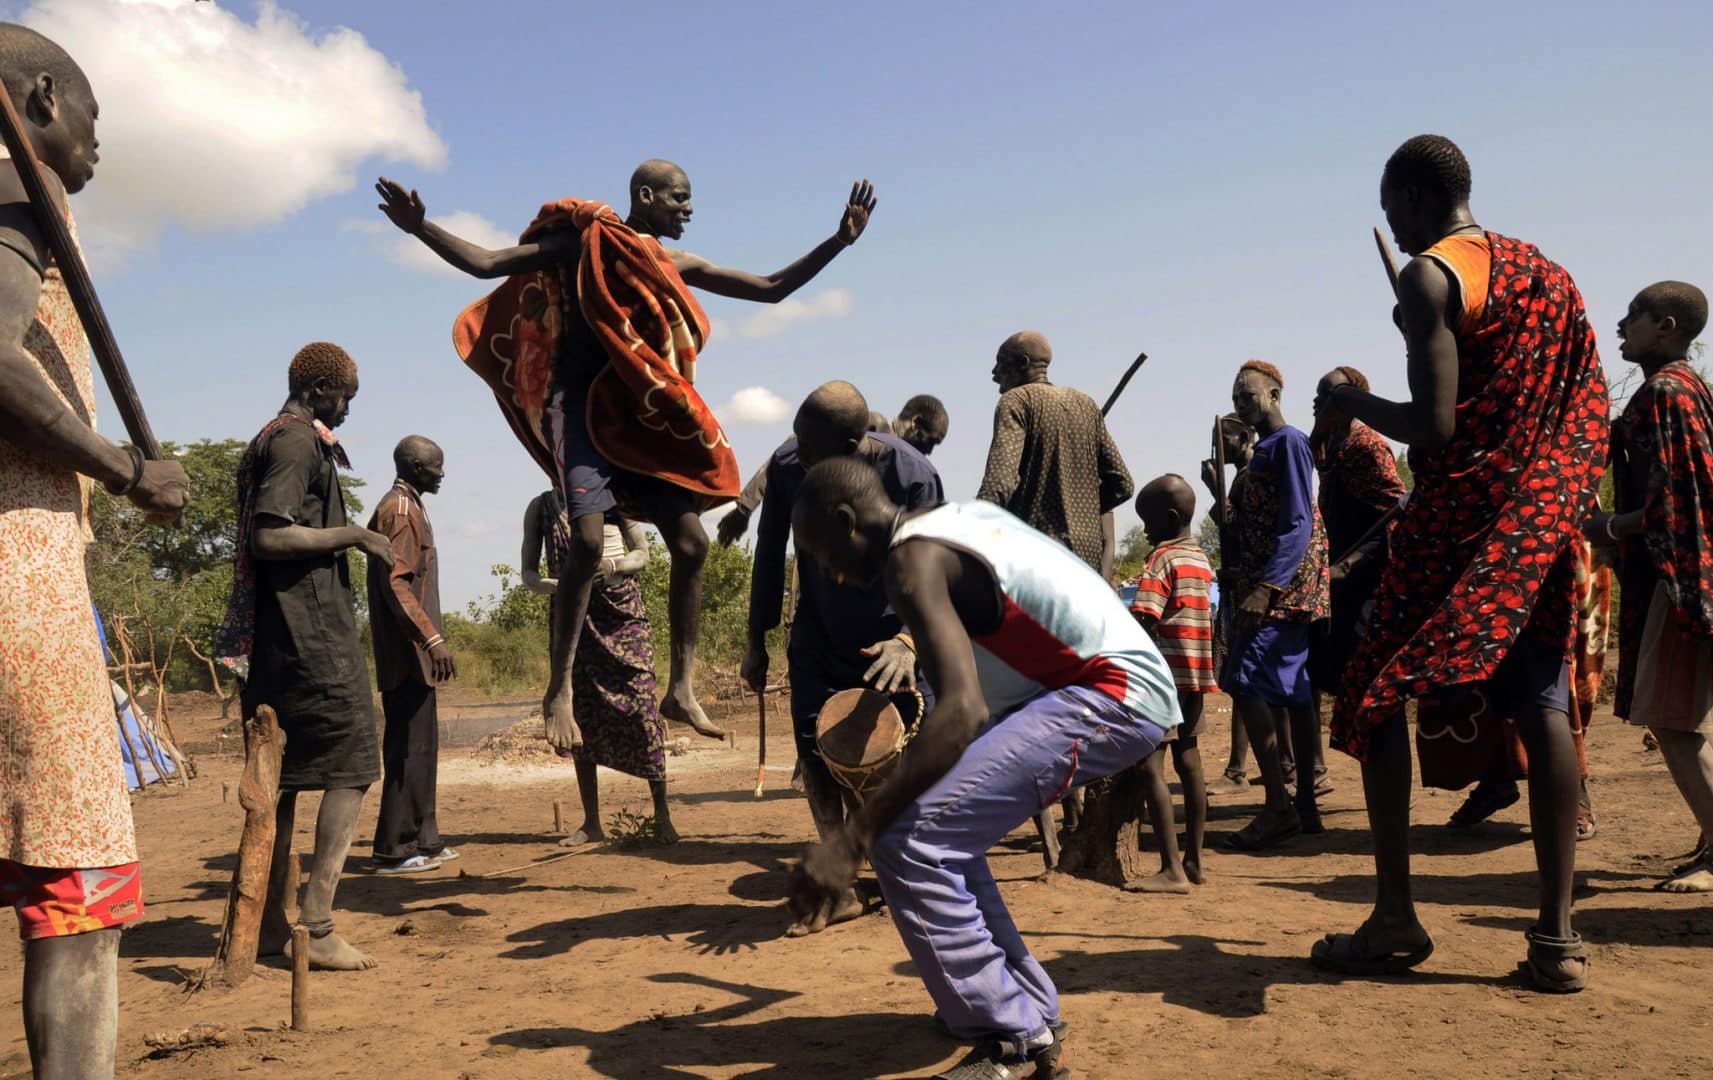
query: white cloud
345 210 513 278
734 287 854 339
23 0 447 268
718 386 790 427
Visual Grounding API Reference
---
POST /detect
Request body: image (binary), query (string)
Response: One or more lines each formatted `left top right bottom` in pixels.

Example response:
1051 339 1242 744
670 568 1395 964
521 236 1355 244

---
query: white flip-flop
374 854 442 875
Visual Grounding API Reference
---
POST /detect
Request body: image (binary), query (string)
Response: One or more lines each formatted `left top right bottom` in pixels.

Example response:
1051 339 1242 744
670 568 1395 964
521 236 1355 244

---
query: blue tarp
92 607 178 790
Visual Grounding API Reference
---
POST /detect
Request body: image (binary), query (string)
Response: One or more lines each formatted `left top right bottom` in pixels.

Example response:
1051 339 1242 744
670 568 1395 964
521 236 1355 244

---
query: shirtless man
377 163 876 755
786 459 1179 1078
0 24 189 1077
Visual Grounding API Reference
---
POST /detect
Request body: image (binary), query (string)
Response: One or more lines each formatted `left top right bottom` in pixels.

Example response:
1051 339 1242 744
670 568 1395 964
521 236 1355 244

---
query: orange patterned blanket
453 198 739 510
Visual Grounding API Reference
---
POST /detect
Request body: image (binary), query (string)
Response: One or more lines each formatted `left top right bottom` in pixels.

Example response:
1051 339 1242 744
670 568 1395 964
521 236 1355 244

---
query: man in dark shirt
368 436 458 874
977 331 1131 578
223 342 395 972
717 393 948 547
741 382 943 935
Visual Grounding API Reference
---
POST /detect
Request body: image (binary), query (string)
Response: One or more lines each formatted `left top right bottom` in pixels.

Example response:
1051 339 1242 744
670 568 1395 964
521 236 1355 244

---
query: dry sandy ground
1 693 1710 1079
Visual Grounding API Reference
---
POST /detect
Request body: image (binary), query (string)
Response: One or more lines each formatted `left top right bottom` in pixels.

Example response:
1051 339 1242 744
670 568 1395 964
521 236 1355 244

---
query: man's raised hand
837 180 877 246
376 177 425 235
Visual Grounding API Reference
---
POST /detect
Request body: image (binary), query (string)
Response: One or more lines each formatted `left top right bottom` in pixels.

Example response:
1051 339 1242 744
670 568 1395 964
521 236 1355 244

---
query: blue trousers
869 684 1169 1048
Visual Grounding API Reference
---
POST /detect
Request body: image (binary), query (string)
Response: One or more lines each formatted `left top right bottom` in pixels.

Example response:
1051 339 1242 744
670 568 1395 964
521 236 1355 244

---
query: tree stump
1056 764 1151 888
196 706 284 990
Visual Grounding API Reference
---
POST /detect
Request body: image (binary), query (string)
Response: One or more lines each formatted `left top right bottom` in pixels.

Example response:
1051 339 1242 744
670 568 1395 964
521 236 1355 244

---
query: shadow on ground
487 973 946 1079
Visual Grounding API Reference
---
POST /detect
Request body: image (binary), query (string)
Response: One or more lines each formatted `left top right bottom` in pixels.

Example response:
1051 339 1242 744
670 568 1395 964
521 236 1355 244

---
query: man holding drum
742 381 942 936
786 459 1180 1079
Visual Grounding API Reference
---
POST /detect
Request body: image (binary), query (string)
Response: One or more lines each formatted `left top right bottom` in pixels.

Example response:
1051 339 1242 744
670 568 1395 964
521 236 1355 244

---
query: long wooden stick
1373 227 1403 299
1100 351 1149 417
753 691 767 799
0 88 160 456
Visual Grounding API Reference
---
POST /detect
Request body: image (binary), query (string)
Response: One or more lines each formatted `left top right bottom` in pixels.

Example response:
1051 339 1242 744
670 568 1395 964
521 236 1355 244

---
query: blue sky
32 0 1713 606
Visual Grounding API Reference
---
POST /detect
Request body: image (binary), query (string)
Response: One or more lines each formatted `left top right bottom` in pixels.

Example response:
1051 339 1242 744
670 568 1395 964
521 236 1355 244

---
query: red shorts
0 861 144 940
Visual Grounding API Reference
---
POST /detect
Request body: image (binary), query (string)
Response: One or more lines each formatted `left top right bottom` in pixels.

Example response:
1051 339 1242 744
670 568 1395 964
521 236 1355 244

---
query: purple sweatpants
869 683 1170 1051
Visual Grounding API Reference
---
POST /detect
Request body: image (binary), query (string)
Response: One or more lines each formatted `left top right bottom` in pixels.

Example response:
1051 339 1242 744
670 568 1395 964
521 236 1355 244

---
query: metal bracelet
104 444 144 496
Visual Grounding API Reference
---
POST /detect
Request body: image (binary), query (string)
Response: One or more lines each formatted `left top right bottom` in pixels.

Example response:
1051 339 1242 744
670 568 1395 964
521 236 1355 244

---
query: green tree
87 437 366 692
1113 525 1152 582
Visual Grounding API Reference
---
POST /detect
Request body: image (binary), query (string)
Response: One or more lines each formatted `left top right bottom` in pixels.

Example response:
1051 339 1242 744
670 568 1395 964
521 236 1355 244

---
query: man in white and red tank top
786 458 1179 1079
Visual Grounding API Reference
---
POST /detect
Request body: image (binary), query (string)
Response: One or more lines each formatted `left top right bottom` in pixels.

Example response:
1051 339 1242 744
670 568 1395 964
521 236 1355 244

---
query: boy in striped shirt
1128 475 1217 884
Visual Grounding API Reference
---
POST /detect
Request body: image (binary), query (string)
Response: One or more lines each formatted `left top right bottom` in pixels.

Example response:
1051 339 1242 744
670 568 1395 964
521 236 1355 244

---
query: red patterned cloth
1317 420 1405 560
1611 359 1713 716
453 199 738 510
1332 233 1609 761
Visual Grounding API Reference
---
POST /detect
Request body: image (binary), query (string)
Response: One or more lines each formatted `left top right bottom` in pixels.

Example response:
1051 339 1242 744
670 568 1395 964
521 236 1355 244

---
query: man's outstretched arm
376 177 575 279
672 180 876 303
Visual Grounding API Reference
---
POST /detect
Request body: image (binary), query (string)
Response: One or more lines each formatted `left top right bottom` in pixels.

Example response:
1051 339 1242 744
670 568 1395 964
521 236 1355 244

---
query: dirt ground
2 690 1710 1079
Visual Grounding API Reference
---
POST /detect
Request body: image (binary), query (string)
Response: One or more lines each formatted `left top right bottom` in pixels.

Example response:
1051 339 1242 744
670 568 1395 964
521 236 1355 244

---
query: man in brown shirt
367 436 458 874
978 331 1133 577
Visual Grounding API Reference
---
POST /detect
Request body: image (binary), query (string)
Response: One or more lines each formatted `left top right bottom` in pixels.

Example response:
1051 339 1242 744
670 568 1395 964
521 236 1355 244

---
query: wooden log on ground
1056 764 1152 888
197 706 284 990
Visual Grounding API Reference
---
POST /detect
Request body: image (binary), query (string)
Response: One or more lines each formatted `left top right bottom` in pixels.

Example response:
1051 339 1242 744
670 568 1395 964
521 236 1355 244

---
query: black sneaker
935 1036 1068 1079
934 1039 1035 1079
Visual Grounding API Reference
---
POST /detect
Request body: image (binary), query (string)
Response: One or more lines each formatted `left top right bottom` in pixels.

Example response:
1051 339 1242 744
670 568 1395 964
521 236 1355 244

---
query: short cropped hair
1383 134 1472 205
791 456 887 539
0 23 87 103
899 394 949 438
1637 281 1710 342
1239 359 1284 389
1327 365 1370 392
288 341 358 393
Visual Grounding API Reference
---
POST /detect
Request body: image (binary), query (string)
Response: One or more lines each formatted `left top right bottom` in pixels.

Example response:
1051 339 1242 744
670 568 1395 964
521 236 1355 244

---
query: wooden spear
1100 351 1149 418
1373 226 1403 299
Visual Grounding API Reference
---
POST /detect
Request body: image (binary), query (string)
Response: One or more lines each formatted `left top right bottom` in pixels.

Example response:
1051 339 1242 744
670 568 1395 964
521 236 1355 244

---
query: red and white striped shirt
1127 539 1217 692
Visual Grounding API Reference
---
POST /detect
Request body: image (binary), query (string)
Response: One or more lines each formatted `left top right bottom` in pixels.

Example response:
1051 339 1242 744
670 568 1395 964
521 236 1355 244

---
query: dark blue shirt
749 432 944 651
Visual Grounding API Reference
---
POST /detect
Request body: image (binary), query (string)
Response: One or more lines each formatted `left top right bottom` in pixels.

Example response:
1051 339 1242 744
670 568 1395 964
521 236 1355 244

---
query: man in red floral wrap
1308 135 1608 993
376 162 876 752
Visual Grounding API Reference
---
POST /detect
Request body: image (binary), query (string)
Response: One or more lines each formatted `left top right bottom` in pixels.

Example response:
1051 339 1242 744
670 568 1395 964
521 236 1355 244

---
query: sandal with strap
1447 781 1520 829
1223 808 1301 851
1310 926 1434 976
1519 925 1589 993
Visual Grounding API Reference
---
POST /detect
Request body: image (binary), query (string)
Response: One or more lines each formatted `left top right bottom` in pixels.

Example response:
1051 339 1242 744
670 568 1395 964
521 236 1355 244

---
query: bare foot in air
785 887 865 937
1183 857 1204 885
660 682 725 740
558 824 605 848
287 929 377 972
1124 869 1192 895
543 688 582 752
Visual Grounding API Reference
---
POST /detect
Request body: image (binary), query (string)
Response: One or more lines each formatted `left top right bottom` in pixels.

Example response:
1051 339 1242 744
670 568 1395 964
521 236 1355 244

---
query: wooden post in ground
1056 764 1153 888
552 799 567 835
199 706 284 989
290 926 310 1031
